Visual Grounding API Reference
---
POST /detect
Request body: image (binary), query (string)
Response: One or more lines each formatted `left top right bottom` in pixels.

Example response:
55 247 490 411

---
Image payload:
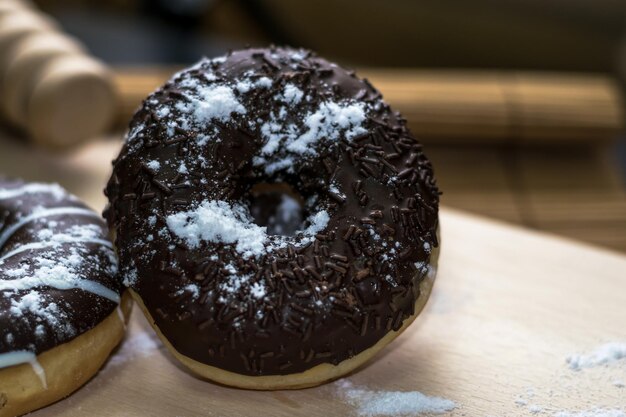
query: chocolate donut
105 47 440 389
0 179 130 416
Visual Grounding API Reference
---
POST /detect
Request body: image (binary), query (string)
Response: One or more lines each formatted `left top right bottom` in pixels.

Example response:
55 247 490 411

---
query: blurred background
1 0 625 251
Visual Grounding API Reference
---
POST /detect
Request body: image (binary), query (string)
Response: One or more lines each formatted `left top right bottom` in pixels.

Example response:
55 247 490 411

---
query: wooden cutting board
1 135 625 416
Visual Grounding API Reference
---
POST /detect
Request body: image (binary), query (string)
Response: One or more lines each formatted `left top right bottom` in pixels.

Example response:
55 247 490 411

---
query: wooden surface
0 133 624 416
427 144 626 253
114 67 624 144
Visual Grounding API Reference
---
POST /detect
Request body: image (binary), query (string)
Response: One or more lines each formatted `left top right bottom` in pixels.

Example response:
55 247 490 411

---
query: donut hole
249 183 305 237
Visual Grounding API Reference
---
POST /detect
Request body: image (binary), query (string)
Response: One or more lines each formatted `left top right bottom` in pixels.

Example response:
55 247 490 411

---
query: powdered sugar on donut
255 100 367 174
124 53 368 179
236 76 272 93
146 160 161 171
166 200 267 257
279 83 304 104
125 56 268 153
1 181 121 362
9 291 75 340
190 85 246 123
0 246 119 304
166 199 329 258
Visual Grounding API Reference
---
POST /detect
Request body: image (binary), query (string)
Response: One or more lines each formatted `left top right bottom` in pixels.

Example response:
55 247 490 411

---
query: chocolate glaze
0 178 121 358
105 47 440 376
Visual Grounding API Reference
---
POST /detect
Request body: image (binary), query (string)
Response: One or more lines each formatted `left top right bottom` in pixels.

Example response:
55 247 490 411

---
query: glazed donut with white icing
105 47 440 389
0 179 130 417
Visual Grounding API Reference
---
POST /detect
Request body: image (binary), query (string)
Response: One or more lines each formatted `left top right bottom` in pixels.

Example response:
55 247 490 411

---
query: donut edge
132 231 440 390
0 291 133 417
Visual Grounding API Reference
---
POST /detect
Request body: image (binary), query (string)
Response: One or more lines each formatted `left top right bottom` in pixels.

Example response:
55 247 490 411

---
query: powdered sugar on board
103 331 161 369
553 409 625 417
566 342 626 371
508 339 626 416
335 380 457 416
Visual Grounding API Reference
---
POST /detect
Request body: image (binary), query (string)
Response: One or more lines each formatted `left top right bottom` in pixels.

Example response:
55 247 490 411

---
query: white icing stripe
116 306 126 329
0 277 120 303
30 357 48 389
0 351 47 388
0 183 65 200
0 237 113 262
0 207 101 248
0 350 35 368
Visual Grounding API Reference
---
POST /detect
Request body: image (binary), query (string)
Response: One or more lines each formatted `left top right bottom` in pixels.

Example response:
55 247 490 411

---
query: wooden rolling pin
0 2 116 149
114 67 624 143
